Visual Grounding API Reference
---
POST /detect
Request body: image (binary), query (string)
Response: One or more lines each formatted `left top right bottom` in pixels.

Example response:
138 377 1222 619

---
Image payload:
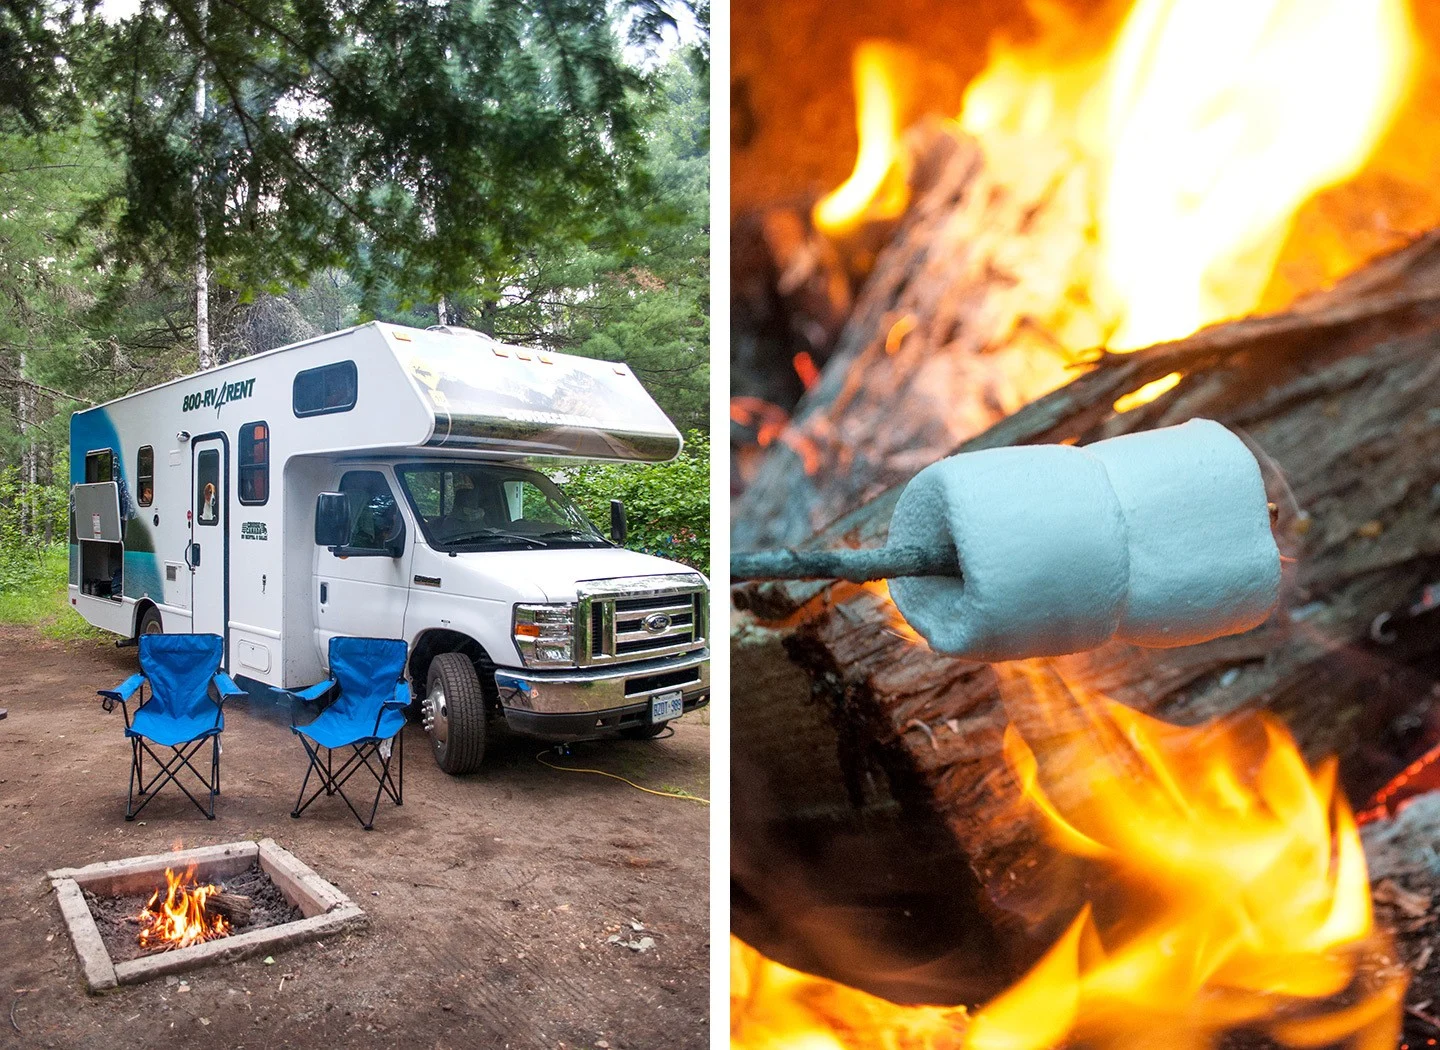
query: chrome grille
577 574 708 666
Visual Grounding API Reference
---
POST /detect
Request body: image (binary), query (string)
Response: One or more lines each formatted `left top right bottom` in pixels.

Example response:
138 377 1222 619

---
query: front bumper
494 649 709 741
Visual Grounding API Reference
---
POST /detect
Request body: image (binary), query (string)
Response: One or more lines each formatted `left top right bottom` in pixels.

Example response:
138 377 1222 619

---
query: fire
813 43 913 236
812 0 1416 412
730 935 970 1050
971 664 1402 1049
137 866 230 951
961 0 1416 352
731 662 1405 1049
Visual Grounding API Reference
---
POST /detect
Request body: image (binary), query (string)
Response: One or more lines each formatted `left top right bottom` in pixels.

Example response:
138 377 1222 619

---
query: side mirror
610 499 627 546
315 492 352 548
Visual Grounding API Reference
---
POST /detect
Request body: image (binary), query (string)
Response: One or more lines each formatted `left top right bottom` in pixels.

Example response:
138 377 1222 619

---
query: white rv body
68 322 708 769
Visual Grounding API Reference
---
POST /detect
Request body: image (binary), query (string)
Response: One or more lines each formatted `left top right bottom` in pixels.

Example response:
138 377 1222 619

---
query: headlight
513 603 576 666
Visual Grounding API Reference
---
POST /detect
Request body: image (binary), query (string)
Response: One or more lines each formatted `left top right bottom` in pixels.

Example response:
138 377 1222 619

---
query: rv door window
238 422 269 505
196 449 220 526
137 446 154 506
339 471 404 550
85 449 114 483
293 361 358 417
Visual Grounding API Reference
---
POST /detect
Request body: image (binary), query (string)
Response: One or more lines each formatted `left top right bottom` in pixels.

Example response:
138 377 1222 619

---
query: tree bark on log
733 223 1440 956
208 892 251 927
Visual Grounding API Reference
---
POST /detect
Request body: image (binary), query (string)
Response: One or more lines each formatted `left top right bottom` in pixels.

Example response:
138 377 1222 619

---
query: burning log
207 892 252 927
733 226 1440 963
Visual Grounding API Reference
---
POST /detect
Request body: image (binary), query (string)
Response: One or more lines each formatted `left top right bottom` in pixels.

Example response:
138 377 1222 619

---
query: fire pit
48 839 366 992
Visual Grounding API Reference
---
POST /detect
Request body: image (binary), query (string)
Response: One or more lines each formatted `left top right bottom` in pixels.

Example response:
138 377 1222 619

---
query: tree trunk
733 225 1440 951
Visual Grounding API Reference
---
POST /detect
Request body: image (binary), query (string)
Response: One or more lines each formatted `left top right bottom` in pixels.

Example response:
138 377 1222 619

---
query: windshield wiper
443 529 547 549
533 529 605 542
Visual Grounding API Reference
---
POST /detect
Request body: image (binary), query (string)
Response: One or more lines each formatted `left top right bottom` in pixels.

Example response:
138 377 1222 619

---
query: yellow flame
731 936 970 1050
813 43 913 235
953 665 1403 1050
960 0 1415 351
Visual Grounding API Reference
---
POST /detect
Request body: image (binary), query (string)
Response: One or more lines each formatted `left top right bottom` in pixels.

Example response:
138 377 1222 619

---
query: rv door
190 436 229 654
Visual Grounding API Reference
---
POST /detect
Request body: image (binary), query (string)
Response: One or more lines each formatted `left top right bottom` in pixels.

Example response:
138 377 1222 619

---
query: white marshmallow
888 444 1131 661
885 420 1282 661
1089 419 1280 648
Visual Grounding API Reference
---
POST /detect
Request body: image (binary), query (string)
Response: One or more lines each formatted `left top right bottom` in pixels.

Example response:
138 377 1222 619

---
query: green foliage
3 0 705 306
561 431 709 575
0 4 709 590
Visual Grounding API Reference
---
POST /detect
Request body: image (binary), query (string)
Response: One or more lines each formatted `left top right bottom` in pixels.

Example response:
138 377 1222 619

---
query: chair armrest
287 678 337 727
384 680 412 710
211 672 245 707
98 674 145 707
290 678 338 704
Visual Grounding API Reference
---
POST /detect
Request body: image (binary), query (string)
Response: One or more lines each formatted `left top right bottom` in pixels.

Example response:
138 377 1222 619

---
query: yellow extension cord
534 750 710 805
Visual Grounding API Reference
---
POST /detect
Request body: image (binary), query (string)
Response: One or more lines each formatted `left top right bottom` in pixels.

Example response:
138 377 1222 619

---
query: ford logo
642 613 672 634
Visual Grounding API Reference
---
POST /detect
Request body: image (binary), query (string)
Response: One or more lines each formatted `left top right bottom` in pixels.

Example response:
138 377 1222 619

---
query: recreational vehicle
68 322 709 773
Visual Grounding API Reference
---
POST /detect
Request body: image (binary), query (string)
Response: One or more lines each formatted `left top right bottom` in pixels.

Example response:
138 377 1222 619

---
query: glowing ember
136 866 231 951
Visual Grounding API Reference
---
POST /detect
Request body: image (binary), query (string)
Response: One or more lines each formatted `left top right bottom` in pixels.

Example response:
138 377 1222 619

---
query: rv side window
85 449 114 483
293 361 358 417
137 446 154 506
238 422 269 505
338 471 403 550
196 450 220 526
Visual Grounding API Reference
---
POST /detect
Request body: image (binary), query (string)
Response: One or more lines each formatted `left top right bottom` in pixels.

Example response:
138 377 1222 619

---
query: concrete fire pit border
48 838 367 992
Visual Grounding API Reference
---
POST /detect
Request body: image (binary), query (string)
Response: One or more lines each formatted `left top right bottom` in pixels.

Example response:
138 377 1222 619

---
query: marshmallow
886 420 1281 661
887 444 1131 661
1089 419 1280 648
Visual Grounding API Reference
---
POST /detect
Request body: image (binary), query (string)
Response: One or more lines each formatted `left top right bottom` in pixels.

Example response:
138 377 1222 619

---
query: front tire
423 653 487 775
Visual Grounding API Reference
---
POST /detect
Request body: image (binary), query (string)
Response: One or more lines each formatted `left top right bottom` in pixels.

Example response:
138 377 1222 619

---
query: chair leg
126 737 139 821
208 736 219 820
125 736 221 821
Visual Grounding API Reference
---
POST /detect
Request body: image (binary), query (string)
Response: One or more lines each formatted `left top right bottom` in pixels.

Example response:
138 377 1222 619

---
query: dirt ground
0 625 710 1050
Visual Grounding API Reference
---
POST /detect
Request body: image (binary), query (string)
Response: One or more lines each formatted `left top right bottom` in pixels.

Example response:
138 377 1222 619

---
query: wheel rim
426 680 449 754
143 618 161 635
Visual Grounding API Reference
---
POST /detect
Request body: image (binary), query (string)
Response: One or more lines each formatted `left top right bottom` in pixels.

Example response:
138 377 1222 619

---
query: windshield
395 462 609 552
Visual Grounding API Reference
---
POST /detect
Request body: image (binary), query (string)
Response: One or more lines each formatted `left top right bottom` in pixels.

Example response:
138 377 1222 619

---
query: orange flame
967 0 1416 354
969 664 1402 1049
813 43 914 236
812 0 1415 411
137 865 231 951
731 664 1404 1049
731 935 970 1050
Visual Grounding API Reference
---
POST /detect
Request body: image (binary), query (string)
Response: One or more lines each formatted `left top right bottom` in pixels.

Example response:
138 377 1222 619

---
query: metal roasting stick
729 545 960 583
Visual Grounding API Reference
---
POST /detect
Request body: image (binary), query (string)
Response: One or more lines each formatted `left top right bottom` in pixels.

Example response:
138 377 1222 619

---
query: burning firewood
206 892 252 927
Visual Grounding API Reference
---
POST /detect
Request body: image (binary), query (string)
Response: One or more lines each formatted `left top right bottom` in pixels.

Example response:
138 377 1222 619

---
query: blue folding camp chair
98 633 240 821
287 637 408 830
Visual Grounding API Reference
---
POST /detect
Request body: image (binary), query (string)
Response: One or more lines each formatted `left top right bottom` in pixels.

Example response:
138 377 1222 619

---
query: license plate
650 691 684 723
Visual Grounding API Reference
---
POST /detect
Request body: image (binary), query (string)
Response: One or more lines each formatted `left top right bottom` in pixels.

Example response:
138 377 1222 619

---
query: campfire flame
813 42 913 236
731 664 1405 1049
961 0 1415 353
137 865 230 951
731 935 970 1050
809 0 1416 413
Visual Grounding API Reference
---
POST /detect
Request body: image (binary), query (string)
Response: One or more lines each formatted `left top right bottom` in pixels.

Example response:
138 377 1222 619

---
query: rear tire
620 721 670 740
137 606 163 637
424 653 487 775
